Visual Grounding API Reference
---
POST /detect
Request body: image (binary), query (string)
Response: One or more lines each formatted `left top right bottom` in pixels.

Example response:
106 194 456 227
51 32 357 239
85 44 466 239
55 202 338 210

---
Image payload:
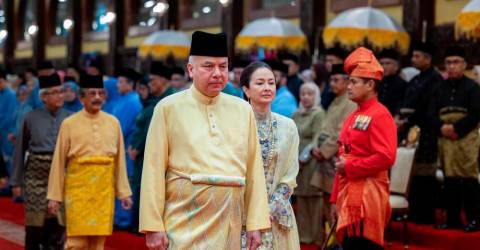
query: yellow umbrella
138 30 190 59
455 0 480 40
235 17 309 53
323 7 410 54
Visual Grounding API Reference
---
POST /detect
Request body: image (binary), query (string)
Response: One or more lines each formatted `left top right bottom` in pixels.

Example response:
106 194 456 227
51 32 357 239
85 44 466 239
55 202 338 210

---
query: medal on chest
353 114 372 130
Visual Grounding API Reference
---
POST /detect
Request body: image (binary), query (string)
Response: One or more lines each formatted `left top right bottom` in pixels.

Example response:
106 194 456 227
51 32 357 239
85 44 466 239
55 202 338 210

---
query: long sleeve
129 111 152 154
318 123 341 160
278 124 300 191
120 96 142 142
8 104 18 136
129 126 146 153
13 104 32 137
453 83 480 138
307 110 325 151
0 89 18 133
47 121 70 202
394 77 408 115
269 123 299 228
318 101 356 160
344 113 397 179
114 122 132 199
139 105 168 233
124 103 142 141
10 118 30 186
112 94 142 144
427 87 444 136
244 109 271 231
311 111 325 138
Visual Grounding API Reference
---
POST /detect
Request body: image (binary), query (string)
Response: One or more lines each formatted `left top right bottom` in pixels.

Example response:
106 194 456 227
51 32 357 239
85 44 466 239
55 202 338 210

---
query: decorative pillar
67 0 83 68
221 0 244 59
108 0 126 75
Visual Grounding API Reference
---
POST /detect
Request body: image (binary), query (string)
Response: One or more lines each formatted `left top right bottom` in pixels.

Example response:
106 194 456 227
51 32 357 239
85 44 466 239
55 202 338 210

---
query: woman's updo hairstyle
239 61 273 90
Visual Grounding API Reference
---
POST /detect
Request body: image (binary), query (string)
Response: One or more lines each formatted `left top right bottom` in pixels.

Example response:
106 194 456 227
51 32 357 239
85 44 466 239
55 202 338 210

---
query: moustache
92 100 102 105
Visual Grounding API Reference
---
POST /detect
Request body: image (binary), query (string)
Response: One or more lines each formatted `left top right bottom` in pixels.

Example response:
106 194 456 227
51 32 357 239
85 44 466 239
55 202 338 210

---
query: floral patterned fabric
269 184 294 229
241 111 300 250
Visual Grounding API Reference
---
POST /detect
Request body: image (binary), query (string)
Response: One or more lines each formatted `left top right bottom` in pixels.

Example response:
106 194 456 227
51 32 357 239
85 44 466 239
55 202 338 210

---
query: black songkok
444 45 466 59
264 59 288 75
150 61 173 80
411 41 435 57
279 53 299 63
118 68 142 82
171 66 185 76
326 47 347 60
79 73 104 89
39 73 62 89
377 49 400 61
37 61 54 70
189 31 228 57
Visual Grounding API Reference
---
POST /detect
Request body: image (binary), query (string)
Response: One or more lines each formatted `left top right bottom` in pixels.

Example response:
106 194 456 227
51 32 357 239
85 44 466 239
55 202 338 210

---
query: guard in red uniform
330 47 397 250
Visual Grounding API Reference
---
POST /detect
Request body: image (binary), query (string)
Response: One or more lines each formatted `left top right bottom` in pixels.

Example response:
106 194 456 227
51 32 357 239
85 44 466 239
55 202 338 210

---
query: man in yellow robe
140 31 271 250
47 73 132 250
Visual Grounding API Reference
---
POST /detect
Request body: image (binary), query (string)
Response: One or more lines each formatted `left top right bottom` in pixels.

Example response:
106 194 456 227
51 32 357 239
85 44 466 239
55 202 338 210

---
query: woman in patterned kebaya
241 61 300 249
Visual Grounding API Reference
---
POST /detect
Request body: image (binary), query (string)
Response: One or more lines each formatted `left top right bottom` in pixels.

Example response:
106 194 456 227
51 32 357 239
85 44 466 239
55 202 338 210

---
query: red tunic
330 96 397 246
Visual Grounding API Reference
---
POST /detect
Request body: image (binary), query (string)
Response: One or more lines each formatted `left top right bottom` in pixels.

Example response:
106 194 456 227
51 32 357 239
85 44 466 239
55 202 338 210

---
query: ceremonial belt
399 108 415 115
167 168 246 187
28 152 53 161
439 112 467 123
439 106 468 115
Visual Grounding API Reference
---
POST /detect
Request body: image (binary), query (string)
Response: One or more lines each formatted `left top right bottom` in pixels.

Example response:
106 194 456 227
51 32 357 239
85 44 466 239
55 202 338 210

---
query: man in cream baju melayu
140 31 271 250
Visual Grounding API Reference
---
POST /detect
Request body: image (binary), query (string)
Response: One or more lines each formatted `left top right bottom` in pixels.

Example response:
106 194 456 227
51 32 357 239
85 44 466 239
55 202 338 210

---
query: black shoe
435 223 462 230
464 220 480 232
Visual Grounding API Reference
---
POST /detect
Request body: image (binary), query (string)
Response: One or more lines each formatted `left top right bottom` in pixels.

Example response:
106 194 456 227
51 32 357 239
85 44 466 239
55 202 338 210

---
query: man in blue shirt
111 68 143 229
0 69 18 176
267 60 298 118
281 53 303 103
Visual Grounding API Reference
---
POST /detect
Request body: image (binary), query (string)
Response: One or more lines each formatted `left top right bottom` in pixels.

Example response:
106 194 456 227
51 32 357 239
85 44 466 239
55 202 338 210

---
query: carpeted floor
0 237 23 250
0 197 478 249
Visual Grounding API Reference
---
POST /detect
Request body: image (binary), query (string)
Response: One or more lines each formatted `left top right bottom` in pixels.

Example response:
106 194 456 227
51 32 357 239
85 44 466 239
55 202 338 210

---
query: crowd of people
0 29 479 250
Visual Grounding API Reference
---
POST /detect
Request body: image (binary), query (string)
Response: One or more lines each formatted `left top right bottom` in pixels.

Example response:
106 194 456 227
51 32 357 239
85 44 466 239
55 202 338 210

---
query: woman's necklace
255 112 276 168
257 115 272 141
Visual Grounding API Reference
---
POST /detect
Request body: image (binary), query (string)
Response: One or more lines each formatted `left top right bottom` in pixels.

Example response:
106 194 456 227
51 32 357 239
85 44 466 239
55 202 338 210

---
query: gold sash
64 156 115 236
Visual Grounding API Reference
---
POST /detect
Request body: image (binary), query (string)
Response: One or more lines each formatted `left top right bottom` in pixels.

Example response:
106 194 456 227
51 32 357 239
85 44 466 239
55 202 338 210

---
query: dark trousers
25 218 65 250
131 185 141 232
408 176 439 224
341 223 384 250
444 177 480 224
342 236 384 250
